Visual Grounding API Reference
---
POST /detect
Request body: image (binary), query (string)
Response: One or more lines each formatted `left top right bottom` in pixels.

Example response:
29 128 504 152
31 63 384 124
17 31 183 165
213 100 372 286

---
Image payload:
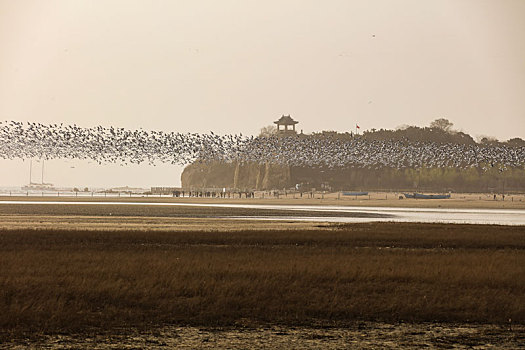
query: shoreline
1 191 525 210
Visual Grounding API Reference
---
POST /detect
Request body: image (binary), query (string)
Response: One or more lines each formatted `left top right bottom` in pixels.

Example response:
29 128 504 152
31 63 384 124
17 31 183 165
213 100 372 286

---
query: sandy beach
2 191 525 209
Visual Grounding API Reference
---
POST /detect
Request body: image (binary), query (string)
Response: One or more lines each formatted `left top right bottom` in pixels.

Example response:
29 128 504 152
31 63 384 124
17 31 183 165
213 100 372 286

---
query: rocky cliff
181 160 525 192
181 161 291 190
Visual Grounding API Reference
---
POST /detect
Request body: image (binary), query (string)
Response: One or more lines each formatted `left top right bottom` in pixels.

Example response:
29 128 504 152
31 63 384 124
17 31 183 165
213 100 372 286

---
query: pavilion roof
274 115 298 125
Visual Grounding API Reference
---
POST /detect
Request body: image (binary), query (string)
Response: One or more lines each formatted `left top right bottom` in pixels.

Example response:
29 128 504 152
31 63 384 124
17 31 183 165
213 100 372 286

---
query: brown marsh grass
0 223 524 340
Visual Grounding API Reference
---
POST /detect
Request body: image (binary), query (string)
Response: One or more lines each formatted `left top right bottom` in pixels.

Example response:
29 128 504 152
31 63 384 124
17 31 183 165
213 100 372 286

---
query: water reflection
1 200 524 226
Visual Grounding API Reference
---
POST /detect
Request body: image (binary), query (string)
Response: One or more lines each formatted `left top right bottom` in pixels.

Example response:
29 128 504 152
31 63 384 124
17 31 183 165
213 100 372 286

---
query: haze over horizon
1 0 524 188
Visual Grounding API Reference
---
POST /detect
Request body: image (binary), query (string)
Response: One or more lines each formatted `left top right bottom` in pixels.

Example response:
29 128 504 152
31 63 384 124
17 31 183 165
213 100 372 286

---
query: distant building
109 186 148 194
150 186 182 195
274 115 298 134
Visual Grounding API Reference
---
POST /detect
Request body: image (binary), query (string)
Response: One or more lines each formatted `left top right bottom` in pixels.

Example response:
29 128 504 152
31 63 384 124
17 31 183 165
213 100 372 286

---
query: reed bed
0 223 524 339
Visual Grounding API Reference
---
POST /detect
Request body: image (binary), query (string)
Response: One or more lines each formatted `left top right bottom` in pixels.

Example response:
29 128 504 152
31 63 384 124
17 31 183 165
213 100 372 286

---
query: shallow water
1 200 524 226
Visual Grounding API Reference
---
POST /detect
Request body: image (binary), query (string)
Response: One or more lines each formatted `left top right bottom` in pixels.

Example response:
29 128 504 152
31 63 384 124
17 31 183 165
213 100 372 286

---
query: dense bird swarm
1 121 524 171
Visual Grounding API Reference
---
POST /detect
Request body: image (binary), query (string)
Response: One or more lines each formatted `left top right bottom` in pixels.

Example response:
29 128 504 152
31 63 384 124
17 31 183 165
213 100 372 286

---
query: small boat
404 193 450 199
22 159 56 191
342 191 368 196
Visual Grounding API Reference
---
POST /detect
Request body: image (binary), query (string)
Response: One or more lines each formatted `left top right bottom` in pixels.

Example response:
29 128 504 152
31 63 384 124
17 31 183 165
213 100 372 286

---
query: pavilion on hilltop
274 115 298 134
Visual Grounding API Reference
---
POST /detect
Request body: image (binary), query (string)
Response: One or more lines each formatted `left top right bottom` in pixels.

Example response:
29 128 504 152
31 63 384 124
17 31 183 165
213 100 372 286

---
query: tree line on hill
308 118 525 146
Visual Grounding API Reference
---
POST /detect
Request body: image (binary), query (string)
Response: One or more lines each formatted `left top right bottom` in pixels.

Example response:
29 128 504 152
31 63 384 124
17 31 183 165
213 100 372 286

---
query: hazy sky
1 0 525 188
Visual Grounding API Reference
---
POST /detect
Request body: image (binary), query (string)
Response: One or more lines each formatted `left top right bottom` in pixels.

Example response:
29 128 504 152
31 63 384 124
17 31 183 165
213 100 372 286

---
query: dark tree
430 118 454 133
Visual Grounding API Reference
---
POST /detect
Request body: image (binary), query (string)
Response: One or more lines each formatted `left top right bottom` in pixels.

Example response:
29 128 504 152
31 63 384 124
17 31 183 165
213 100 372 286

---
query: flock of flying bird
1 121 524 172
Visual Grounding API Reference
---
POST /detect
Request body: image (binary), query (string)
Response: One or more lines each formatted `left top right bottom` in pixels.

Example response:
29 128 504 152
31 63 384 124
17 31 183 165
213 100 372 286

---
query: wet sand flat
0 214 322 231
2 198 525 226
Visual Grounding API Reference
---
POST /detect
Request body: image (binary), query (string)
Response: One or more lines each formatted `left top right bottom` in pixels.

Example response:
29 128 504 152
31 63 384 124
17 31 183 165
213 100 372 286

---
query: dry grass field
1 223 524 347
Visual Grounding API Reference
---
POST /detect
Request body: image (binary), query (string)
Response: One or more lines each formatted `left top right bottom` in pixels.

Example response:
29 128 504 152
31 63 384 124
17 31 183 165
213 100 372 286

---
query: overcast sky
1 0 524 188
